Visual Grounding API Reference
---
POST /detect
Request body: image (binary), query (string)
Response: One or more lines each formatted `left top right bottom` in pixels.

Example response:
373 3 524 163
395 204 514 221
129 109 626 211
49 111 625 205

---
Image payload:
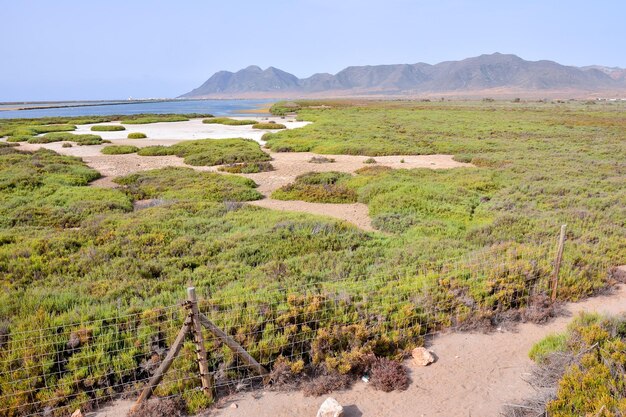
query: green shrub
137 145 175 156
528 333 568 363
309 156 335 163
27 132 104 145
202 117 257 126
523 314 626 417
91 125 126 131
272 172 357 203
252 122 286 129
6 135 33 142
101 145 139 155
218 161 274 173
120 114 212 125
137 138 270 166
114 166 262 202
127 132 147 139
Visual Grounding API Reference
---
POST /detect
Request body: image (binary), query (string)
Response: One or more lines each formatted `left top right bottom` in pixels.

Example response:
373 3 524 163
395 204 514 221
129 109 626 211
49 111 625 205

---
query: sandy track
91 284 626 417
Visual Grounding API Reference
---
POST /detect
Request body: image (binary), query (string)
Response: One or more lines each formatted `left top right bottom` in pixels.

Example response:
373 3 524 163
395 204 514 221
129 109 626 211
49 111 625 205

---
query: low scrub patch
121 113 211 124
137 138 270 166
28 132 105 145
272 171 357 203
202 117 257 126
127 132 147 139
309 156 335 163
114 166 262 201
91 125 125 132
252 122 286 129
101 145 139 155
6 135 33 142
218 161 274 173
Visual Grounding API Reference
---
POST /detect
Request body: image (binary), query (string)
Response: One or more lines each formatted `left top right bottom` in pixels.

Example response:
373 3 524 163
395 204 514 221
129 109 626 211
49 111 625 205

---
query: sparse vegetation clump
90 124 125 131
309 156 335 163
101 145 139 155
252 122 286 129
121 113 212 124
27 132 105 145
218 161 274 173
137 138 271 166
127 132 147 139
272 171 357 203
114 167 263 201
202 117 257 125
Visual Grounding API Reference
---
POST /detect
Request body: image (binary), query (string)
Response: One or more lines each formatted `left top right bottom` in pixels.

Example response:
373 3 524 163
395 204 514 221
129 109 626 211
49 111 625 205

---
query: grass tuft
101 145 139 155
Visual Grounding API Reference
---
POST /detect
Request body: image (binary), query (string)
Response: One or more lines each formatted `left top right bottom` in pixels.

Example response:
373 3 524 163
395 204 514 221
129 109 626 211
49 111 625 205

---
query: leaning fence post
551 224 567 302
132 317 191 410
187 287 215 400
198 313 269 377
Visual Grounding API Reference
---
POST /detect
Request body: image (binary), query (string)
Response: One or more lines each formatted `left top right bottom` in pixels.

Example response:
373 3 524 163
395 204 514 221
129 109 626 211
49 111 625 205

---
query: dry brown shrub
369 357 410 392
302 368 353 397
522 294 562 324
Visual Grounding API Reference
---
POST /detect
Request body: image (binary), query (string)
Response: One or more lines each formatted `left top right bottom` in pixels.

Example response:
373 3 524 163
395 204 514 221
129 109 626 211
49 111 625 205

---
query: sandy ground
17 121 471 229
91 283 626 417
72 117 309 143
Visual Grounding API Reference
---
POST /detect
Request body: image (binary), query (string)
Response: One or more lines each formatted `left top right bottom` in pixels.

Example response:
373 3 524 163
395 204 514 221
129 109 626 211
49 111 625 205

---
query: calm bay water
0 99 275 119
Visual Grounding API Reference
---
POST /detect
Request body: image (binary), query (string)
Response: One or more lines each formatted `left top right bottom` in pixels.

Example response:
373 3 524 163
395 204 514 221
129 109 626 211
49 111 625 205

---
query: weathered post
187 287 214 400
198 313 269 377
132 318 191 409
550 224 567 302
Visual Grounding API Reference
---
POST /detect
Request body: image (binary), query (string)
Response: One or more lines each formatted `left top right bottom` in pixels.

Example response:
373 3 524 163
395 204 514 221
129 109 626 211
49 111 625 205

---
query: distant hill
180 53 626 99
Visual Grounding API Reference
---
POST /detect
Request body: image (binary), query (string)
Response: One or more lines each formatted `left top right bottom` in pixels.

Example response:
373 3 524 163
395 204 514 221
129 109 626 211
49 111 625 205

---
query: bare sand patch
249 199 374 231
72 117 309 143
240 151 472 196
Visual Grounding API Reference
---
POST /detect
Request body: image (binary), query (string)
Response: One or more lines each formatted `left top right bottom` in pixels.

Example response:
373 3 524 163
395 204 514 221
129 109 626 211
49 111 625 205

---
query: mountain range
180 53 626 99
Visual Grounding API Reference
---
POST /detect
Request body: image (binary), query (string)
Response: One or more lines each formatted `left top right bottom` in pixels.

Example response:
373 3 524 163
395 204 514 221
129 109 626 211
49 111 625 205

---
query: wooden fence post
187 287 214 400
551 224 567 302
198 313 269 377
132 317 191 410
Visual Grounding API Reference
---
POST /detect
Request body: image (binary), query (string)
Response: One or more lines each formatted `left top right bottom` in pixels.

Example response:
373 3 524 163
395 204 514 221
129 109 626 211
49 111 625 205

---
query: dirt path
92 284 626 417
17 131 471 230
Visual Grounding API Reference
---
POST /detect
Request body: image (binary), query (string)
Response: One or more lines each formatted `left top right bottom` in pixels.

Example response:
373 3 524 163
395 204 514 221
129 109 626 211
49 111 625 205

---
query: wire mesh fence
0 236 615 417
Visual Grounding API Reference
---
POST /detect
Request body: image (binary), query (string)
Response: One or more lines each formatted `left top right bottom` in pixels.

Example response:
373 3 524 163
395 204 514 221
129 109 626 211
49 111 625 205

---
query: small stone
411 347 435 366
316 397 344 417
70 410 83 417
230 403 238 409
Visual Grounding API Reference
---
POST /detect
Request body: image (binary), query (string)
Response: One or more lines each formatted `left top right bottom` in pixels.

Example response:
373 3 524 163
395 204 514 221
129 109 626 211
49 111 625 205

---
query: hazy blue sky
2 0 624 101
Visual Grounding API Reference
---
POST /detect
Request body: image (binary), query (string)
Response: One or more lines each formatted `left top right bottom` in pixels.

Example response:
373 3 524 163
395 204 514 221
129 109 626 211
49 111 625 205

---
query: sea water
0 99 275 119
